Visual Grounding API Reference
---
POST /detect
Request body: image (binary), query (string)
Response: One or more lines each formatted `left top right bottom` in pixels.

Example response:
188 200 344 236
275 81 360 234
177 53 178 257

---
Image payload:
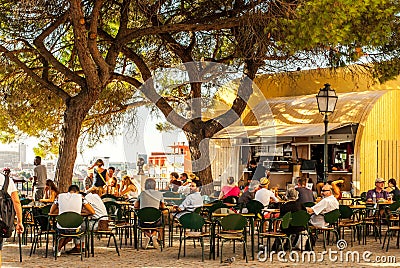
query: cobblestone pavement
2 232 400 267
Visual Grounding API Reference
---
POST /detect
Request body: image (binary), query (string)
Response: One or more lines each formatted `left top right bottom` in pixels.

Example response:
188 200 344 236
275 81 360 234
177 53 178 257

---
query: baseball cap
375 178 385 183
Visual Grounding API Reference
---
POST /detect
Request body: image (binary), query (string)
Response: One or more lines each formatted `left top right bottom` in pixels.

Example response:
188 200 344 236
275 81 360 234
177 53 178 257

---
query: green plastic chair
218 214 248 263
55 212 85 260
338 205 360 246
222 196 238 205
136 207 164 251
381 206 400 251
178 212 209 261
29 205 53 257
288 210 311 251
360 192 367 202
321 209 340 249
258 211 292 254
103 200 133 247
245 200 264 219
389 201 400 212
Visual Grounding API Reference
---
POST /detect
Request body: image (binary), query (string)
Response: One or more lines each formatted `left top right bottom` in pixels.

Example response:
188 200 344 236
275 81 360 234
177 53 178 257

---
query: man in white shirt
173 180 203 218
306 184 339 228
85 188 108 225
254 177 279 207
0 168 24 267
50 185 95 256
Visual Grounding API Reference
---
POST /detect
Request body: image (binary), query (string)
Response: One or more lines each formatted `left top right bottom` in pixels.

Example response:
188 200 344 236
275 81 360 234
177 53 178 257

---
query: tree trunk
55 98 93 192
186 131 214 196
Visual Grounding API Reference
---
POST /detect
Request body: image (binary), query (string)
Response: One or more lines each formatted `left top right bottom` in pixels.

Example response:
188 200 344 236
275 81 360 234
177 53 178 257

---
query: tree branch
0 45 71 102
33 11 86 88
87 0 110 82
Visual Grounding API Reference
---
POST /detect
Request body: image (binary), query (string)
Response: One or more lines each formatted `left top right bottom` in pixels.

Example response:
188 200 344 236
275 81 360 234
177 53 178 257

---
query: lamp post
316 83 338 183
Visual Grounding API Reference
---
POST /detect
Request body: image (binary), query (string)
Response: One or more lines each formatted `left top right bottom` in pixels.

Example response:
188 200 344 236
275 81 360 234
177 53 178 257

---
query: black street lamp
316 83 338 183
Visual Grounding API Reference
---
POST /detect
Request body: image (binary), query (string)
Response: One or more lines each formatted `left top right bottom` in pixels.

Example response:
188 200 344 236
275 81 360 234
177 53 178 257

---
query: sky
1 107 188 165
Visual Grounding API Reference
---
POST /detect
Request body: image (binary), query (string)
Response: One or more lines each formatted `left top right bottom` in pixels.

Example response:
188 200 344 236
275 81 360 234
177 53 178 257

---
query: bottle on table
372 192 376 204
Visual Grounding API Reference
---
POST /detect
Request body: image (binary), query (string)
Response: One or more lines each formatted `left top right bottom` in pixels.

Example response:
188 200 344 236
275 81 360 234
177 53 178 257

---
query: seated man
254 177 279 207
134 178 165 249
327 178 344 200
306 185 339 228
296 177 315 204
366 178 388 202
49 185 95 256
173 180 203 218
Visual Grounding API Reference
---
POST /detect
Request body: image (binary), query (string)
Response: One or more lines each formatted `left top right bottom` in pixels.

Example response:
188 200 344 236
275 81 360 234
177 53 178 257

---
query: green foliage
0 0 400 166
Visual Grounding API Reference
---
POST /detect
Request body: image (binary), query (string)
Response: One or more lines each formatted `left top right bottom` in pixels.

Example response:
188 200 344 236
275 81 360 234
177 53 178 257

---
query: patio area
2 228 399 267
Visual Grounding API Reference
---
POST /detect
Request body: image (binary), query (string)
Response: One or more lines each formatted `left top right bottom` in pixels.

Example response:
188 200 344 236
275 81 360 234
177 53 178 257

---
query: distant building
0 143 28 169
147 142 192 178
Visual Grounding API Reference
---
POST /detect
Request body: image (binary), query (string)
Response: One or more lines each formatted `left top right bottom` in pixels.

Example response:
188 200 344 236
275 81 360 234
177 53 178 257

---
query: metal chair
29 205 54 257
258 211 292 254
217 214 248 263
309 209 340 250
54 212 85 260
178 212 209 261
382 205 400 251
338 205 361 246
288 210 312 251
104 201 133 248
136 207 164 251
89 215 120 257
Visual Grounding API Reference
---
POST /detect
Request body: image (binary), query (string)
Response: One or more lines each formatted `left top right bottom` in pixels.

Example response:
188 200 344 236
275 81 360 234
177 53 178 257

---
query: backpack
0 174 16 238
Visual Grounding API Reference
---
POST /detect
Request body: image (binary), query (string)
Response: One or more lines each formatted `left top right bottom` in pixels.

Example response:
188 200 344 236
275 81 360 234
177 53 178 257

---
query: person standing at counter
248 159 268 181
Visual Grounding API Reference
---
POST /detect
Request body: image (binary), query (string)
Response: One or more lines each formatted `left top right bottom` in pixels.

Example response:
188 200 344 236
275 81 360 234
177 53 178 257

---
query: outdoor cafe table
340 197 361 205
210 212 256 261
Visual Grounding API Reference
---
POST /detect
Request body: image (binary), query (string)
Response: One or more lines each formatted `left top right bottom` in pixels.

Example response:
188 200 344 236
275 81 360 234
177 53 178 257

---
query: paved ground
2 231 400 267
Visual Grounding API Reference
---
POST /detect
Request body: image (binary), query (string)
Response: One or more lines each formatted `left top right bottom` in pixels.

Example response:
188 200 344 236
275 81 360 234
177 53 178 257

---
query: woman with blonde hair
120 175 138 199
40 179 59 203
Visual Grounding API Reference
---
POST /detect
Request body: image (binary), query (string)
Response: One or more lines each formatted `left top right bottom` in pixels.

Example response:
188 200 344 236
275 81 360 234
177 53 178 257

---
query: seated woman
219 176 240 201
105 177 120 196
273 188 305 250
40 179 59 203
385 178 400 199
119 175 138 200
